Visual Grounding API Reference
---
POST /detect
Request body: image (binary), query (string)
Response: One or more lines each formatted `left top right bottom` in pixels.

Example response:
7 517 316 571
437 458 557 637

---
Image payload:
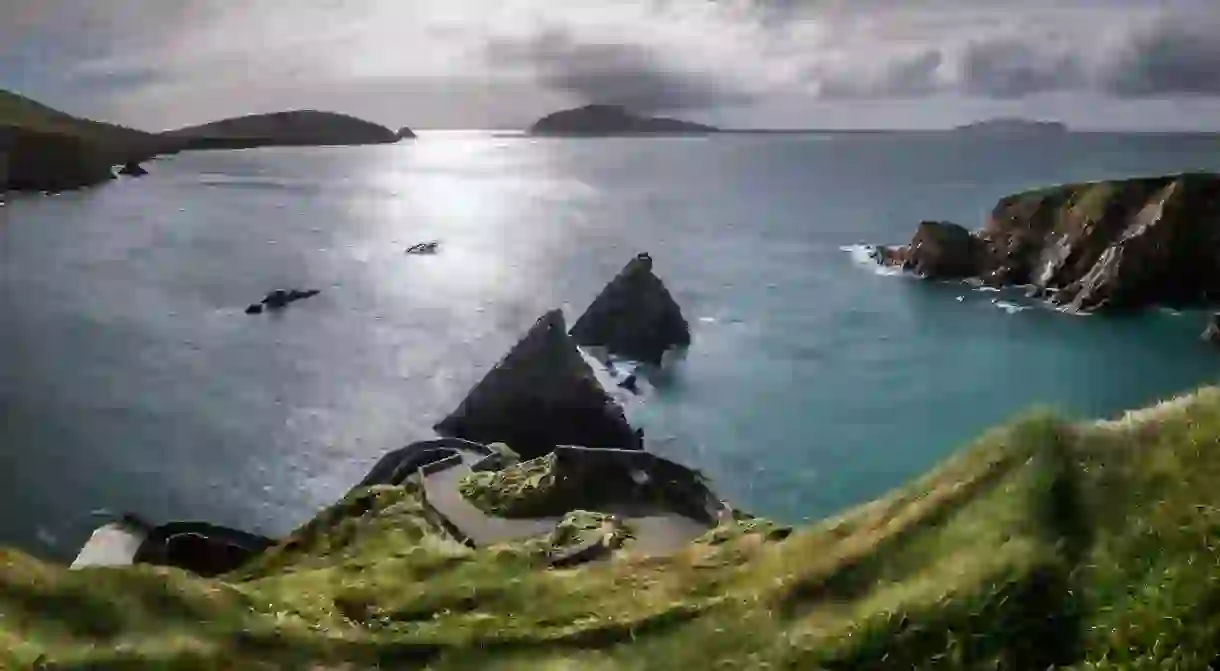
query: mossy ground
10 387 1220 668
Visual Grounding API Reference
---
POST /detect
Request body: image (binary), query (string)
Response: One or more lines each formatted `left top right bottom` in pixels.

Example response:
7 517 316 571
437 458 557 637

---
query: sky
3 0 1220 131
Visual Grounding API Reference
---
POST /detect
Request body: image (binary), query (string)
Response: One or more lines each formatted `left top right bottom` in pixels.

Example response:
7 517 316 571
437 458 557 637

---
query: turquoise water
4 131 1220 559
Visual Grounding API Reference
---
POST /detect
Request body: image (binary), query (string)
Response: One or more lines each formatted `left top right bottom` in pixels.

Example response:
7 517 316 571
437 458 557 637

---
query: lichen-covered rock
570 253 691 364
434 310 638 457
459 453 564 517
878 173 1220 312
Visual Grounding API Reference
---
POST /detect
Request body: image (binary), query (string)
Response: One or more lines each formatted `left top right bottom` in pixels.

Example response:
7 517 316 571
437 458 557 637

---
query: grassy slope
6 388 1220 669
0 89 155 146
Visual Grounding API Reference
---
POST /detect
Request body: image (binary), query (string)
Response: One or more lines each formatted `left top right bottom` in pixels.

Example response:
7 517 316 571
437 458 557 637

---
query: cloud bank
3 0 1219 129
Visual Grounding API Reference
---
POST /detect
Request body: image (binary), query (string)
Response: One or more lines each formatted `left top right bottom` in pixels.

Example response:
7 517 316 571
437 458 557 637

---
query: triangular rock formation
434 310 639 458
570 253 691 365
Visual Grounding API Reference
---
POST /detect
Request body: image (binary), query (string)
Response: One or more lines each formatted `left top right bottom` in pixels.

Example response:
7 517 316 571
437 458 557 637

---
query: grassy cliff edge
5 386 1220 668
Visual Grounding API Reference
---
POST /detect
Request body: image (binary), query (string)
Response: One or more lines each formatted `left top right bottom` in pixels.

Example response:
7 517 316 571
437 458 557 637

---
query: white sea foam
991 299 1030 314
699 316 717 324
840 244 905 277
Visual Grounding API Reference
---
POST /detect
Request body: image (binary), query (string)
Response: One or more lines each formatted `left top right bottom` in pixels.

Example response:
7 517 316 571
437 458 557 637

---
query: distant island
0 89 416 192
529 105 719 136
163 110 408 150
952 118 1069 134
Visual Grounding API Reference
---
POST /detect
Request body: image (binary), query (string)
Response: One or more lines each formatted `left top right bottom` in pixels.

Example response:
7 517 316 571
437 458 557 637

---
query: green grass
9 387 1220 668
0 88 153 144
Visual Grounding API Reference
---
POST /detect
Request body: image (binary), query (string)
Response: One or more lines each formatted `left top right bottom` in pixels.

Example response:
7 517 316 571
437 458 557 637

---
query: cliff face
163 110 400 149
0 126 115 192
529 104 719 136
881 173 1220 311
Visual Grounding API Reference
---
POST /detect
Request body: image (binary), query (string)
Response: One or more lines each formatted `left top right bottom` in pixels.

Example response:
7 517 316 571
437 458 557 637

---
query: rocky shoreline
873 172 1220 337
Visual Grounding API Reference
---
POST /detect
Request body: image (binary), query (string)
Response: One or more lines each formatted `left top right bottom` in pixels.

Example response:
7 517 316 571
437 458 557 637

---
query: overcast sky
4 0 1220 131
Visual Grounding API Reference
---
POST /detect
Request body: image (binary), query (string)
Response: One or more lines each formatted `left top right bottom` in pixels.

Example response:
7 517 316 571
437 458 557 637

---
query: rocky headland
875 172 1220 313
529 104 719 136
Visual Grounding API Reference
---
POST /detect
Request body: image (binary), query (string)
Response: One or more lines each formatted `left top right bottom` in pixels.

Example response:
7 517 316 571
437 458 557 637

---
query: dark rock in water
259 288 320 310
877 173 1220 312
618 373 640 395
117 161 148 177
570 252 691 365
406 241 439 255
881 221 981 279
1202 314 1220 345
396 126 417 140
134 521 273 578
434 310 639 458
245 303 264 315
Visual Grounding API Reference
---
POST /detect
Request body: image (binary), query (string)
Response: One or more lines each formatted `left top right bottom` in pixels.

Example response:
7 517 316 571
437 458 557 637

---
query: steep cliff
880 173 1220 311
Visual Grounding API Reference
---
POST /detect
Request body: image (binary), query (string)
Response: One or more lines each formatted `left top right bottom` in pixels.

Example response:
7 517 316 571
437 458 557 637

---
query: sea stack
434 310 639 458
570 253 691 365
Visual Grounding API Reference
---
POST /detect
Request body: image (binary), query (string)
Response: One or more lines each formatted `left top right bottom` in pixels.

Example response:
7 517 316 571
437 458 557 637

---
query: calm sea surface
5 131 1220 559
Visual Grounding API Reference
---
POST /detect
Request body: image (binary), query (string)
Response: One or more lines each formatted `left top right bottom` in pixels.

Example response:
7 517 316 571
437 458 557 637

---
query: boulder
569 253 691 365
434 310 639 458
117 161 149 177
244 304 264 315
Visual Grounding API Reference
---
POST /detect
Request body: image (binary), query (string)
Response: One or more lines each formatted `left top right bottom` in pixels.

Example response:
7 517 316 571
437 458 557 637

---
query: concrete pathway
421 458 711 554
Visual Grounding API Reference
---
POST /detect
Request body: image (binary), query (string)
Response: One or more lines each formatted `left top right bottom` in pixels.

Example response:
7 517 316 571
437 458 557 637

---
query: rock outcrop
245 289 321 314
0 126 115 192
163 110 399 150
434 310 639 457
570 253 691 364
1203 314 1220 345
877 173 1220 312
529 105 719 136
396 126 416 140
117 161 148 177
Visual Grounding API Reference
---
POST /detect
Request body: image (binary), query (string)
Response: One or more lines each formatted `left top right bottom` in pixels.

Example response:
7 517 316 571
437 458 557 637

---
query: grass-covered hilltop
9 250 1220 670
10 387 1220 669
0 89 412 193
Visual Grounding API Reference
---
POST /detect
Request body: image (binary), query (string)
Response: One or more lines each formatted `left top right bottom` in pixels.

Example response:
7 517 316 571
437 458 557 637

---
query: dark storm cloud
1100 17 1220 97
485 27 759 113
957 38 1084 98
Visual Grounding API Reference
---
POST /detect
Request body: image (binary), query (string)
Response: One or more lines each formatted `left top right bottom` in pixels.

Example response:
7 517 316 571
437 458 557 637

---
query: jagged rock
117 161 148 177
434 310 638 458
244 304 264 315
570 253 691 364
877 173 1220 312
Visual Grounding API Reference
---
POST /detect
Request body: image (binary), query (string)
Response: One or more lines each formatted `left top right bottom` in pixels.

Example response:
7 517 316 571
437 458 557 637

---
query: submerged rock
570 253 691 365
877 173 1220 312
434 310 638 458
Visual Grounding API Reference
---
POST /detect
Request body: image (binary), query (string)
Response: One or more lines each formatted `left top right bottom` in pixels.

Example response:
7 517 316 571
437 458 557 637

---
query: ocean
4 130 1220 560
